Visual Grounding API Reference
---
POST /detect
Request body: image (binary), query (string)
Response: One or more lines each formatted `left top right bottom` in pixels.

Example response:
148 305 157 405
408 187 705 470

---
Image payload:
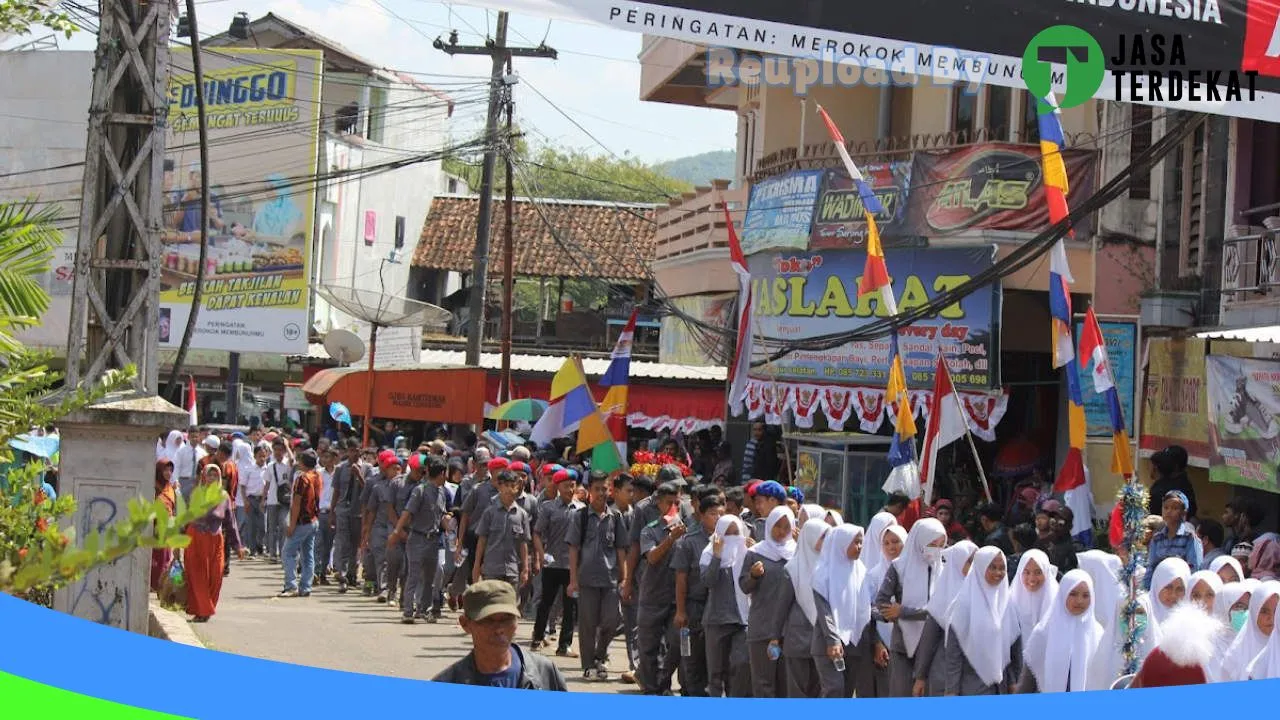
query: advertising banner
740 170 822 255
1206 354 1280 494
902 144 1098 238
1075 318 1137 438
1141 338 1209 466
809 163 914 250
160 49 322 355
746 246 1000 390
659 292 737 366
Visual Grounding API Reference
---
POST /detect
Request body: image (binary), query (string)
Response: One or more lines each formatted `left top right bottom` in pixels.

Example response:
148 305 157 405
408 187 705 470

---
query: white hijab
163 430 186 462
812 524 871 646
1210 555 1245 584
1247 596 1280 680
892 517 947 656
1143 557 1192 645
700 514 751 624
1076 550 1124 690
862 511 899 573
798 503 826 528
1188 570 1226 621
1023 569 1104 693
868 525 907 646
788 520 829 625
1221 580 1280 681
752 506 797 563
1012 549 1059 638
926 540 977 629
947 546 1019 686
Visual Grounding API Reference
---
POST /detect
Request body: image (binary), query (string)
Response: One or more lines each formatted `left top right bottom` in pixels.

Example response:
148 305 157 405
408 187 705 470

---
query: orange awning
301 365 486 426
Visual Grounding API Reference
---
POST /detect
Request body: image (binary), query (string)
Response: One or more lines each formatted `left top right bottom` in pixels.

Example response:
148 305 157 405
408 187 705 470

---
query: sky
38 0 736 165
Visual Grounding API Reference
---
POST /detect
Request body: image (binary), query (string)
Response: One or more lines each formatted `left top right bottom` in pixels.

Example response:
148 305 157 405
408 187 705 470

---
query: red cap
487 457 510 471
553 469 573 484
407 453 424 472
508 461 530 474
1133 647 1208 688
745 479 763 496
378 449 398 468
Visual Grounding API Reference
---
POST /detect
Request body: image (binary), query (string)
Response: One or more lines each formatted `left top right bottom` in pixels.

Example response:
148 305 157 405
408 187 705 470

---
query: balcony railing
654 179 747 262
1220 211 1280 305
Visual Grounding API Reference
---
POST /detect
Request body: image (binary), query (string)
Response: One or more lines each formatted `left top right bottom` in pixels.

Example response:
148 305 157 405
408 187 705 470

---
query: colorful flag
883 331 921 498
187 376 199 427
1054 360 1089 493
1037 94 1073 236
599 310 636 416
1040 94 1076 370
723 199 754 416
1079 306 1135 478
919 356 970 504
550 356 613 454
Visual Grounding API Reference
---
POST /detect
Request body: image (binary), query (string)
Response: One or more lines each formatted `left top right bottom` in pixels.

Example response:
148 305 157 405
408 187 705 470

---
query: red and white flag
919 357 970 504
186 376 199 427
722 197 753 416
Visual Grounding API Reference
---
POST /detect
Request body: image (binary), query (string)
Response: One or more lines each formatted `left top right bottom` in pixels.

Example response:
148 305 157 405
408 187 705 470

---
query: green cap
462 580 520 622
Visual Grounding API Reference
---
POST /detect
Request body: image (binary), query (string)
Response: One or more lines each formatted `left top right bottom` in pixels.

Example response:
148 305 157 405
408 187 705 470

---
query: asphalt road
190 555 638 693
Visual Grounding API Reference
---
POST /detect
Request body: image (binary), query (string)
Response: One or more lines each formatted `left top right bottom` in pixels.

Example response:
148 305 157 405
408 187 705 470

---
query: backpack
273 463 292 506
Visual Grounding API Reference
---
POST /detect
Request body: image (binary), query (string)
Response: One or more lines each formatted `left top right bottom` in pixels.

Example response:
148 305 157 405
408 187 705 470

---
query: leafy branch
0 0 78 39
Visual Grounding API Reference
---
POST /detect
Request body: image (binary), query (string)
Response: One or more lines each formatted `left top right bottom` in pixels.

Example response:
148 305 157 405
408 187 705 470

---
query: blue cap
231 432 246 439
1163 490 1189 510
757 480 787 501
786 485 805 503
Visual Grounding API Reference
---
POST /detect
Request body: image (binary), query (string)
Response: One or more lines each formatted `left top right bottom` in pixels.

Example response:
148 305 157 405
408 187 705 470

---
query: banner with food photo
1206 354 1280 494
159 48 322 354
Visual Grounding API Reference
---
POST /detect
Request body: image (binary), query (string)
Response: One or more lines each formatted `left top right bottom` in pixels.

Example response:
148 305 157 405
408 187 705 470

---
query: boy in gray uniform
455 456 507 598
358 449 386 595
531 469 580 655
383 453 423 608
392 454 450 623
331 440 364 593
508 461 540 616
672 493 723 697
567 471 629 681
636 482 687 695
616 474 647 684
471 470 531 593
363 453 401 602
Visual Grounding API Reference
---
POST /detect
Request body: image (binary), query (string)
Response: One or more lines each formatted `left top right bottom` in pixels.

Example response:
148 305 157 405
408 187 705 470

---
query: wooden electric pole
499 55 516 406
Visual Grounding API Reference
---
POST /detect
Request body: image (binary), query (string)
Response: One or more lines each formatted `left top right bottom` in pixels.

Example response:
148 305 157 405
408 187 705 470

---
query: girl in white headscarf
1076 549 1124 690
1138 557 1191 660
1011 549 1060 640
917 540 978 696
864 523 906 698
1219 580 1280 681
782 518 830 697
700 514 752 697
944 546 1021 695
873 517 947 697
163 430 194 494
1210 554 1245 584
1246 588 1280 679
1188 569 1225 620
740 506 797 697
1019 569 1105 693
811 523 873 698
862 511 898 576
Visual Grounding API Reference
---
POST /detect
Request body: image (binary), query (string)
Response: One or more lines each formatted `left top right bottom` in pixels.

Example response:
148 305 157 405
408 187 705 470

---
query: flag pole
934 336 993 503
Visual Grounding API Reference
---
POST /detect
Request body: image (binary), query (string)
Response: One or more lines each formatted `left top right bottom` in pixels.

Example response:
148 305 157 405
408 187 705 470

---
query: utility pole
436 12 555 367
499 56 516 406
66 0 176 395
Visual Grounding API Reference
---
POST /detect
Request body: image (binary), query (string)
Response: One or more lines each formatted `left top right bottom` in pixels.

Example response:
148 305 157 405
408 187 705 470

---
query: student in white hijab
1210 554 1245 584
1219 579 1280 682
1138 557 1191 660
798 503 837 529
699 514 752 697
944 546 1021 695
163 430 194 493
1018 569 1105 693
1246 591 1280 680
917 540 978 696
873 517 947 697
783 519 830 697
1188 569 1225 620
1075 549 1124 690
861 511 898 576
864 523 906 698
811 523 873 698
740 506 797 698
1011 549 1059 640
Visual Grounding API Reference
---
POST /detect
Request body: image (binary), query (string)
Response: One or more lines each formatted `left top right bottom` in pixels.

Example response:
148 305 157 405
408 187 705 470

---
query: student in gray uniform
371 456 406 604
783 516 829 697
915 540 978 695
943 546 1022 695
811 523 882 698
616 473 647 685
626 468 694 681
699 514 753 697
672 494 724 697
471 470 531 593
750 481 787 541
531 468 580 655
509 461 540 615
636 482 687 695
392 454 451 624
359 452 392 596
331 440 364 593
873 517 947 697
739 505 797 698
566 471 629 681
455 457 507 598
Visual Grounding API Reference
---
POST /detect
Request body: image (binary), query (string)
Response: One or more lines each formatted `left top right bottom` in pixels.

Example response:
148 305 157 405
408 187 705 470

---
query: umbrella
329 402 353 427
10 434 59 460
486 398 548 422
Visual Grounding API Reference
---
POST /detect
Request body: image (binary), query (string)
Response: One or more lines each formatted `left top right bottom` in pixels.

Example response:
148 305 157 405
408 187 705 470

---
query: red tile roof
412 195 658 281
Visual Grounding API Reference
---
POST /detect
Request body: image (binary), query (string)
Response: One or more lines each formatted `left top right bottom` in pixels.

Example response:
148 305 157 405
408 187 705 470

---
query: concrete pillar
53 394 189 633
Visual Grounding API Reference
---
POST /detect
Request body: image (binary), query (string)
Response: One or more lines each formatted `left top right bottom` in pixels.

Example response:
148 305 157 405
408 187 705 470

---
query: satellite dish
323 329 366 365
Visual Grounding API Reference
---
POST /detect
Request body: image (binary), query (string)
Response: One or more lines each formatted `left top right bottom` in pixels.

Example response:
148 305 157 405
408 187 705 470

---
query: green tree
0 0 78 39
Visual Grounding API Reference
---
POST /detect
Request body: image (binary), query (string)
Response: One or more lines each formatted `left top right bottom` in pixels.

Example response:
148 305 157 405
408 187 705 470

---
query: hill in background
657 150 735 187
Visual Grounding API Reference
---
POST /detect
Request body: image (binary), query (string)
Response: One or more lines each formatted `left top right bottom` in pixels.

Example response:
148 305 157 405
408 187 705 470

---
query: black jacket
432 645 567 690
1148 472 1197 518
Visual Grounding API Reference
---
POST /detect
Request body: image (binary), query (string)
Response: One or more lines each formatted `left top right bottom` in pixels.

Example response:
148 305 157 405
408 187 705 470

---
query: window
984 86 1012 141
1021 92 1040 144
1129 105 1154 200
951 88 976 139
1178 121 1208 275
367 86 389 143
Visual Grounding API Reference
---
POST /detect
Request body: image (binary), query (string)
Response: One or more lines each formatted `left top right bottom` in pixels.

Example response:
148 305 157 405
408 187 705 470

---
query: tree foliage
0 0 78 39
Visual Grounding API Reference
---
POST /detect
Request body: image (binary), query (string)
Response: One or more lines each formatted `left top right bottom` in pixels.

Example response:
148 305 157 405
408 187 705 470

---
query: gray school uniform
670 525 710 697
474 501 532 584
517 491 541 613
782 579 820 698
700 556 751 698
618 503 639 673
402 480 448 618
453 479 498 596
944 631 1022 695
331 460 363 585
360 471 385 588
874 563 936 697
374 476 405 598
739 550 791 698
637 519 681 694
811 591 878 698
566 506 627 671
915 615 948 696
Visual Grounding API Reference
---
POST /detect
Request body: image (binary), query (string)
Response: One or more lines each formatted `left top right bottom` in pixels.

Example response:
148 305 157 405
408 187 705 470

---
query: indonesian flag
919 357 969 504
1079 306 1135 479
187 376 198 427
723 198 753 416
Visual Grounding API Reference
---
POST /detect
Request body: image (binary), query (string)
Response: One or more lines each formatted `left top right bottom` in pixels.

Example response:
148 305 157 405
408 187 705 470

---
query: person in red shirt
279 451 323 598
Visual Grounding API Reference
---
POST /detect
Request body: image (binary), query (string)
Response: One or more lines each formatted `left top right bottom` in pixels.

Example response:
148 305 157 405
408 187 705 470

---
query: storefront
301 365 487 428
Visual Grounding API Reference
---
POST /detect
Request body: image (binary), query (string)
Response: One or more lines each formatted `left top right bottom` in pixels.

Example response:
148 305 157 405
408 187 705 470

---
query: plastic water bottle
833 656 846 673
767 643 781 661
680 627 692 657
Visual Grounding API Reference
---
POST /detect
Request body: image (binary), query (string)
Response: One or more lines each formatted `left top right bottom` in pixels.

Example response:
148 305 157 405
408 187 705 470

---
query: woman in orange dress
185 464 245 622
151 458 177 592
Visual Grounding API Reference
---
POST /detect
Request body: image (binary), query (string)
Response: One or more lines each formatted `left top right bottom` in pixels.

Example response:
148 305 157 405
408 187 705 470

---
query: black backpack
273 463 292 506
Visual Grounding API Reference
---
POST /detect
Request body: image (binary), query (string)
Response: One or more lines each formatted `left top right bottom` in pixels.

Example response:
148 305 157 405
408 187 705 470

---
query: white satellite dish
323 328 366 365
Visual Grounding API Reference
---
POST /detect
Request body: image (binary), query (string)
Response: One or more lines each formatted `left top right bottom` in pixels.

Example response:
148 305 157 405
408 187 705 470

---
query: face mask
923 545 943 563
1231 609 1249 633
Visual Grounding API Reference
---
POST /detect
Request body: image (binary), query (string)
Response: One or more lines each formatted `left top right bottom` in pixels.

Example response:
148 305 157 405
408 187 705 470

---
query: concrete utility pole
436 12 555 367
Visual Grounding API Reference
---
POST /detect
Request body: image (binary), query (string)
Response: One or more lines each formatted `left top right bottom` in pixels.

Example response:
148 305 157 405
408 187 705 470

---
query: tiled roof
412 194 658 281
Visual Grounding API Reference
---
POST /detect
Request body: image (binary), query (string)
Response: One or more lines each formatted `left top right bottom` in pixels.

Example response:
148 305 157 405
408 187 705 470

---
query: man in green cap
432 579 568 690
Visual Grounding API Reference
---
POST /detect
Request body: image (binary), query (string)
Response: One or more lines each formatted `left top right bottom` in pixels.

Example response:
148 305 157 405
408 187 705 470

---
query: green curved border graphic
0 670 191 718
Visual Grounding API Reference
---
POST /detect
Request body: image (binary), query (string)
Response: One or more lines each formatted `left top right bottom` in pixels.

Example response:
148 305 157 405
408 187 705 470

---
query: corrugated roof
412 194 658 280
304 344 725 382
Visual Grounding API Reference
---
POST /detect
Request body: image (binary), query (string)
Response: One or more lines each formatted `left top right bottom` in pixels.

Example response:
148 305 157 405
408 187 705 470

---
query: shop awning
302 365 486 426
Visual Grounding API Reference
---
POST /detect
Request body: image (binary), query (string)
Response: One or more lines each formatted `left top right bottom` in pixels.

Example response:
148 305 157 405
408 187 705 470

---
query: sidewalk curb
148 598 205 648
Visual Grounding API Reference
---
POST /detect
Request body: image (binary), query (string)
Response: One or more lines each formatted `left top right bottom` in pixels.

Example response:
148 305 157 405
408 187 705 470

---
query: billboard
902 144 1098 238
809 163 915 250
160 49 322 355
746 246 1001 390
1206 354 1280 494
1141 337 1209 466
740 170 822 255
1075 318 1137 438
446 0 1280 121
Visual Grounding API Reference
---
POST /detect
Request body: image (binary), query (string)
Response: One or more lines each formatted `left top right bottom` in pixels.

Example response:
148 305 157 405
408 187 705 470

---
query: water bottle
767 642 781 661
680 627 692 657
832 656 846 673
